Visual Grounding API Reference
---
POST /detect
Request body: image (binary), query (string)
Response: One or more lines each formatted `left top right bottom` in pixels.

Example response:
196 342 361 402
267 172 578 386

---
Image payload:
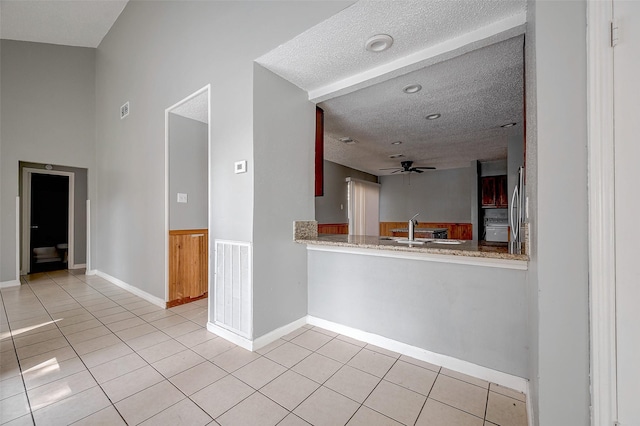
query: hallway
1 271 526 425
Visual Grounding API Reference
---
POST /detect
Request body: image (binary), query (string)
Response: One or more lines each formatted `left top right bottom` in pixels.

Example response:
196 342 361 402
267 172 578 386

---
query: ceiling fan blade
391 169 403 174
412 169 424 173
414 166 436 170
379 167 402 170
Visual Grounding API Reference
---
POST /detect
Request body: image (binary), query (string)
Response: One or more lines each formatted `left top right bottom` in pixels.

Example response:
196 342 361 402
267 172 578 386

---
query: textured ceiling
0 0 128 48
171 92 209 124
256 0 525 94
257 0 527 176
321 35 524 175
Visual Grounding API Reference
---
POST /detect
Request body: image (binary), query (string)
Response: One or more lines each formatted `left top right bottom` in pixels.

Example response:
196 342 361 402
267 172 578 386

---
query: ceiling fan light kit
380 160 436 174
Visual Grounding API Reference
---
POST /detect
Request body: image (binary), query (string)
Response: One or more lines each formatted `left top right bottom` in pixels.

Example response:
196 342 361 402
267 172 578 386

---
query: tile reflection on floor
0 270 528 425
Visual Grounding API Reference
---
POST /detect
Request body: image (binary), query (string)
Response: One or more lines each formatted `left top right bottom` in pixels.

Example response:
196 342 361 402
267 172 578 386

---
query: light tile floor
0 270 528 426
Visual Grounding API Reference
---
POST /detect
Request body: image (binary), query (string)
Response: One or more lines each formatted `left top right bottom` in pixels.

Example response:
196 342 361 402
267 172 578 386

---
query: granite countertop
295 234 528 261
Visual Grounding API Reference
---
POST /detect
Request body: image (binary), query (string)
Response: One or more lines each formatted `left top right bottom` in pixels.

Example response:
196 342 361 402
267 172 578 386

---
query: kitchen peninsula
295 222 528 265
296 220 530 386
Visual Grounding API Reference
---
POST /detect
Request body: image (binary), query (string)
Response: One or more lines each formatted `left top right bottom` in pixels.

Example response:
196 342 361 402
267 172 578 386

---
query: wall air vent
120 102 130 119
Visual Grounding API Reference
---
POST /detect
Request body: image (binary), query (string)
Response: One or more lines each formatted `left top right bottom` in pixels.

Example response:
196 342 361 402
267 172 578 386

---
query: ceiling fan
380 160 436 174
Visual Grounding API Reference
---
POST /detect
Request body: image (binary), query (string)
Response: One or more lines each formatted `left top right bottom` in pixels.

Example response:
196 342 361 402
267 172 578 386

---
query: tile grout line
411 367 442 425
211 331 358 424
12 272 524 426
49 274 207 424
20 274 131 425
52 271 226 425
0 283 37 425
20 272 187 423
484 386 490 423
37 272 210 424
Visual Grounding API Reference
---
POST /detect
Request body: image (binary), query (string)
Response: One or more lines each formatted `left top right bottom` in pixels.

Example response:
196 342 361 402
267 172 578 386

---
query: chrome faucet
408 213 420 241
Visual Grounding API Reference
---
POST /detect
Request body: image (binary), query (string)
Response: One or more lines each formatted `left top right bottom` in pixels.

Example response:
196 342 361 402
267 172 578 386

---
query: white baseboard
69 264 86 270
207 313 528 398
86 269 97 276
95 270 165 308
252 317 308 351
207 316 307 352
307 316 529 394
207 322 253 351
0 280 20 289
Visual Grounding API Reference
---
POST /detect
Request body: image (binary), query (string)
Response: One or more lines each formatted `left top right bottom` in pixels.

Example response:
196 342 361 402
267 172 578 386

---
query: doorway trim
21 168 75 274
164 84 212 304
587 1 617 425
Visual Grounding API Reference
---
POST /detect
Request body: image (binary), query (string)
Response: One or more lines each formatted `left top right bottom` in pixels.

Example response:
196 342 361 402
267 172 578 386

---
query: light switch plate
177 193 188 203
234 160 247 174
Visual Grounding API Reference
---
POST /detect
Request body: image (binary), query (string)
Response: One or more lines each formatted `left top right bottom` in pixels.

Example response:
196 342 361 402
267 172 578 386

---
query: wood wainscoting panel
318 223 349 234
169 229 208 307
379 222 472 240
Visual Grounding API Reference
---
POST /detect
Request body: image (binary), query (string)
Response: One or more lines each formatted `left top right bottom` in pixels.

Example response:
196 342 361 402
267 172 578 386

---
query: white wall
252 64 317 338
526 1 590 424
94 1 352 299
169 114 208 231
380 166 472 223
315 160 377 224
480 159 507 177
0 40 96 282
309 250 529 378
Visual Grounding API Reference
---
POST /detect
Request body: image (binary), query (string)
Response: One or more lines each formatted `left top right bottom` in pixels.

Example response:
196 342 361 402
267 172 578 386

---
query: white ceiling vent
120 102 129 119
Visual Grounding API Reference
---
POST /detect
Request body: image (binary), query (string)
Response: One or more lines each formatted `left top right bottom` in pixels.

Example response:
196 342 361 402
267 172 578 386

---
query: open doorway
22 168 72 274
165 85 211 307
20 163 88 275
29 173 69 272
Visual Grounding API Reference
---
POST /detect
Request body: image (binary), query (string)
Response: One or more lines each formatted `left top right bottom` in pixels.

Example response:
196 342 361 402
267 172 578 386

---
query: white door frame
164 84 211 304
21 168 75 274
587 1 617 425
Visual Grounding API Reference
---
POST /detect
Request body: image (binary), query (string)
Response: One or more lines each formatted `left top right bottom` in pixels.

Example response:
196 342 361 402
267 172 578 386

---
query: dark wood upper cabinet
496 175 509 207
481 176 497 207
481 175 508 208
315 107 324 197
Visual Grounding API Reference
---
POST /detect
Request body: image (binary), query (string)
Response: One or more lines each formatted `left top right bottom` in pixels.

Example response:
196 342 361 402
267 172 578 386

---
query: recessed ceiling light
501 122 517 128
338 137 357 144
402 84 422 94
425 113 441 120
365 34 394 52
389 154 404 159
391 141 402 145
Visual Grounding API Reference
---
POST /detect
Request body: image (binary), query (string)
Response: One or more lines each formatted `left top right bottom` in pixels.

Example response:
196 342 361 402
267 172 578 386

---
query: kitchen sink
389 237 435 245
394 239 426 245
